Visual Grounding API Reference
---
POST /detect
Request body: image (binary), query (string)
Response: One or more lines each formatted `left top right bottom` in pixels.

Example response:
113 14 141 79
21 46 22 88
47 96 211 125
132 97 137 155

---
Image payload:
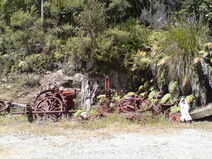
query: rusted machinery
0 88 77 122
0 76 182 122
0 100 12 115
105 76 111 99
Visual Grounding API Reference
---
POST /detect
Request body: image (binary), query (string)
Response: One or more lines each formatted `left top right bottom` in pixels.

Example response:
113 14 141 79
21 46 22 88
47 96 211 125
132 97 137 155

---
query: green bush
76 0 106 38
106 0 132 24
10 10 35 29
20 74 40 88
160 20 208 81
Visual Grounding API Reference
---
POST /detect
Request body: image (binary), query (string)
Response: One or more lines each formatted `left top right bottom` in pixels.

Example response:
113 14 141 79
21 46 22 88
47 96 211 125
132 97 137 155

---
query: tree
76 0 106 39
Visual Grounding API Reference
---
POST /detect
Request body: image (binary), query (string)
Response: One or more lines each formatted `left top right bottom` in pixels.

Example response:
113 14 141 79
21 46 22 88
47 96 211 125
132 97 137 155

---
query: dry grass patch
0 73 41 103
0 113 211 137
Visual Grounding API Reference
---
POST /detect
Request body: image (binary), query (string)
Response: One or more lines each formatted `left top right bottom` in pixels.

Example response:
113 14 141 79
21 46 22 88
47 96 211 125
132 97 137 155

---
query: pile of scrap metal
115 96 153 120
98 94 182 121
98 76 201 122
0 87 77 122
97 77 172 120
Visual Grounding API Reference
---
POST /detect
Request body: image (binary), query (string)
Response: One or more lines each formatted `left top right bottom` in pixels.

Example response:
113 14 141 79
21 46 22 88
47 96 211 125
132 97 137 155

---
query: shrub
67 36 92 58
76 0 106 38
20 74 40 88
132 50 151 71
10 10 35 29
160 20 209 82
106 0 132 24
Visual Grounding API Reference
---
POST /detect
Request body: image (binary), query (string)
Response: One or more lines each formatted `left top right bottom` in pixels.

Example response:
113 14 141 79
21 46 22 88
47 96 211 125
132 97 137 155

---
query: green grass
0 113 211 137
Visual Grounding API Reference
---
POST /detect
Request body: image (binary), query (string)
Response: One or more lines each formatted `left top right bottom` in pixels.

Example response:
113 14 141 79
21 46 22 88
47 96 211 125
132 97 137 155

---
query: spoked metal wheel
0 101 9 115
35 96 64 121
32 89 63 109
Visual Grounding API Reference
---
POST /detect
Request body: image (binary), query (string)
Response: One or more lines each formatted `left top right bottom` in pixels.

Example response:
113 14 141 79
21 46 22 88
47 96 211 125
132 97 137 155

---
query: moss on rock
140 92 148 98
148 90 158 100
185 94 194 104
161 93 172 104
168 81 179 99
124 92 136 98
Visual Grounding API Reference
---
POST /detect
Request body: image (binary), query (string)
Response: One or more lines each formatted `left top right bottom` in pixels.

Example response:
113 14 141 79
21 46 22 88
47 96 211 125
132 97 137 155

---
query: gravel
0 128 212 159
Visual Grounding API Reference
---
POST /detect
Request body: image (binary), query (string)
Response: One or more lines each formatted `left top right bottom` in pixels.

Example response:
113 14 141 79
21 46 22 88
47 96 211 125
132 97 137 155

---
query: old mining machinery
0 88 77 122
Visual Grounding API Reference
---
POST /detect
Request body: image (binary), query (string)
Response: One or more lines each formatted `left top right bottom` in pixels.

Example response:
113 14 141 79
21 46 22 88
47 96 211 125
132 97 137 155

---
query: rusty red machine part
105 76 111 99
96 76 113 116
0 88 77 122
0 100 11 115
116 96 152 113
29 88 77 121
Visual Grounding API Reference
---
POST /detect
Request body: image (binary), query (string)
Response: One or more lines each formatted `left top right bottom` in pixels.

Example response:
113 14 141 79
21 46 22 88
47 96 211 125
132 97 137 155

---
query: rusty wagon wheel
0 101 9 115
35 96 64 121
32 89 64 109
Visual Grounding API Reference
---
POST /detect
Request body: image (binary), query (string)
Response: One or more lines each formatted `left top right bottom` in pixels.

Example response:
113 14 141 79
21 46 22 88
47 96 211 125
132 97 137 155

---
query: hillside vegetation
0 0 211 106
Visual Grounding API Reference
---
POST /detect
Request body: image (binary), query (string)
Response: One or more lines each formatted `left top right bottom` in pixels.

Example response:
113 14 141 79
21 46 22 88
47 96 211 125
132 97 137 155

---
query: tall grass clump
160 20 209 87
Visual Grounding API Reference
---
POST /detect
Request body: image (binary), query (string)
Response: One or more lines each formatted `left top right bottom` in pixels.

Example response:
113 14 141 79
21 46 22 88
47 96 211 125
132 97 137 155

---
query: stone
190 103 212 119
40 70 72 88
72 73 85 87
140 92 147 98
80 112 89 120
73 110 84 117
161 93 171 104
124 92 136 98
148 90 157 100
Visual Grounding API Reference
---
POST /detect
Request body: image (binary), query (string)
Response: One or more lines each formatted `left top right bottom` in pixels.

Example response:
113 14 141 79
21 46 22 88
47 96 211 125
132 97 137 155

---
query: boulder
40 70 71 88
190 103 212 119
40 70 85 89
80 112 89 120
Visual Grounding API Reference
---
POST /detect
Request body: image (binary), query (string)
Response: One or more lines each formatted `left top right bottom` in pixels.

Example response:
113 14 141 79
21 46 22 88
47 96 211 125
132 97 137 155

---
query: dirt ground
0 127 212 159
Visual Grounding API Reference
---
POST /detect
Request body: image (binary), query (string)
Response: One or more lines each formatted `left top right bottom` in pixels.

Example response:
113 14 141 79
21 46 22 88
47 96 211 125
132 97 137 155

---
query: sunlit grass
0 113 211 137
